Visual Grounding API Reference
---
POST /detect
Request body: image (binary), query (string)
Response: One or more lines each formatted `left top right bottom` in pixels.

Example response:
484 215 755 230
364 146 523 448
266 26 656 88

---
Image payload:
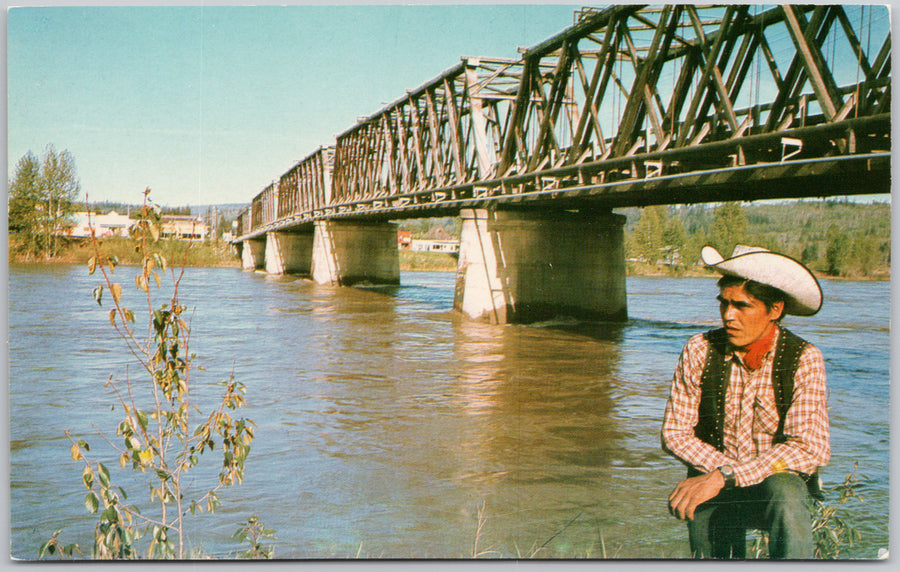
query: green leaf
97 463 110 488
122 527 134 548
92 285 103 306
101 506 118 524
136 409 148 431
85 492 100 514
82 466 94 489
38 540 55 558
232 529 248 543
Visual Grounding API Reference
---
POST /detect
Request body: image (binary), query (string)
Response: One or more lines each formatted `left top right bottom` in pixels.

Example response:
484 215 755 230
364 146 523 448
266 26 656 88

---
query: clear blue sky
7 2 583 207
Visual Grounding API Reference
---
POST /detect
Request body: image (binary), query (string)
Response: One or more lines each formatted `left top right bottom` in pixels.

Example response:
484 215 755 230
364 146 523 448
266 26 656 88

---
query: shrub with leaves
40 188 260 559
231 516 277 559
749 464 867 559
811 463 865 559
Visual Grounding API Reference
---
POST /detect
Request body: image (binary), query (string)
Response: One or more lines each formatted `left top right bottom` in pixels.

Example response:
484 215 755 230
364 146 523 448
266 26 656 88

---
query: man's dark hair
717 275 787 318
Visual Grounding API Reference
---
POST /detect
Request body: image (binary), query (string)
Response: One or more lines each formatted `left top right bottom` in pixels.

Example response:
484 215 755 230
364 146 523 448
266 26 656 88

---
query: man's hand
668 470 726 521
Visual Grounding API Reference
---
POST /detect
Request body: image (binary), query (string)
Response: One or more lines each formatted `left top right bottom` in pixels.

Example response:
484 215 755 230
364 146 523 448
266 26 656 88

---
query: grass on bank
399 250 458 272
9 236 240 268
11 237 453 271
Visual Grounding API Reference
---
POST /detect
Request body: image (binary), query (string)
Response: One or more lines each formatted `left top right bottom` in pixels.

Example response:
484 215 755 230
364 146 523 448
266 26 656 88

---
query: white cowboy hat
701 245 823 316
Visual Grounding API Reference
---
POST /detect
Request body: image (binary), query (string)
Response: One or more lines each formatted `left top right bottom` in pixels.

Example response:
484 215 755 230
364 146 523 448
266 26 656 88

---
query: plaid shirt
661 328 830 487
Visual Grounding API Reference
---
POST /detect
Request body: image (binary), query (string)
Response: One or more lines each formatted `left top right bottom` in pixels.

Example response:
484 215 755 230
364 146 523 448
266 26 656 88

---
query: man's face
717 283 784 349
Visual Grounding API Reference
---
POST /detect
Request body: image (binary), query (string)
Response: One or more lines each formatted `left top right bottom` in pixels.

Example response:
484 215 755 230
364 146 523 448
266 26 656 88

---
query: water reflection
447 317 635 555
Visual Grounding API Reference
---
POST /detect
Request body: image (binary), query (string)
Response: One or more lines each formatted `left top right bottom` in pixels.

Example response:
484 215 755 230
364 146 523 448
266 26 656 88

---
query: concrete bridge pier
265 231 314 275
240 238 266 271
311 220 400 286
454 208 627 324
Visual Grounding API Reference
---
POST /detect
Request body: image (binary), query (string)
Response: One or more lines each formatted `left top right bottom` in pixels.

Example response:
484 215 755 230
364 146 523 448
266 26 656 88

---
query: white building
409 238 460 253
160 215 209 240
64 211 131 238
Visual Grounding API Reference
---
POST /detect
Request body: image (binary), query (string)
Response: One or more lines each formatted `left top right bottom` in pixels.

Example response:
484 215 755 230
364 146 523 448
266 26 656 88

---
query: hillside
620 199 891 279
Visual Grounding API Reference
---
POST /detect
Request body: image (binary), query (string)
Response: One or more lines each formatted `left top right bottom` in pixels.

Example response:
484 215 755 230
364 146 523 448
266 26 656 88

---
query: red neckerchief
738 323 777 370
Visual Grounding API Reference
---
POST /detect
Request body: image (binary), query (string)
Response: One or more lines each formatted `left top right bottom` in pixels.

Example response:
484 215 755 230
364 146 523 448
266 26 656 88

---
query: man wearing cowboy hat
661 245 830 559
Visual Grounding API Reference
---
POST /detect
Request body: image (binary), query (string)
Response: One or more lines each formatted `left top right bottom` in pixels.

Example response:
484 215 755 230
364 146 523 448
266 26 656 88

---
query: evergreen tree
662 213 688 262
853 234 879 277
825 224 850 276
710 202 748 255
631 205 668 262
8 151 43 256
801 243 819 266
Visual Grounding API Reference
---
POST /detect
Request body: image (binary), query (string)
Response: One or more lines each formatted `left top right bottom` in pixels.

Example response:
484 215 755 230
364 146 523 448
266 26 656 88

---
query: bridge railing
241 146 335 237
277 146 334 220
235 208 250 237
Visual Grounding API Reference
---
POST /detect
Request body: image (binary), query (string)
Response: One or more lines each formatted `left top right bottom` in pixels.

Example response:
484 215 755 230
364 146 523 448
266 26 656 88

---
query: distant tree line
396 200 889 278
623 199 891 278
88 201 193 218
399 217 462 238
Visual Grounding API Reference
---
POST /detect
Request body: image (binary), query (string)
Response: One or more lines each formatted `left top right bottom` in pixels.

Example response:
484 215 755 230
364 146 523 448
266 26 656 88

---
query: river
8 264 890 559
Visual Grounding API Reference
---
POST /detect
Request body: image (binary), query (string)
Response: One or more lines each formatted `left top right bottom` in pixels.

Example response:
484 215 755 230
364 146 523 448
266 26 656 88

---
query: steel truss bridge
235 4 890 241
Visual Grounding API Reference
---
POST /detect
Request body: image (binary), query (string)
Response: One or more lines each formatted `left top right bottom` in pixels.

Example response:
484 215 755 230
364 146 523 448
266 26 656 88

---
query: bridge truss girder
238 4 890 239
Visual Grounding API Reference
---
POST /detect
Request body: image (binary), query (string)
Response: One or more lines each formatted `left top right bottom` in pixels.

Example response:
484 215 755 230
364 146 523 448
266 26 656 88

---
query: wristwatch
718 465 736 489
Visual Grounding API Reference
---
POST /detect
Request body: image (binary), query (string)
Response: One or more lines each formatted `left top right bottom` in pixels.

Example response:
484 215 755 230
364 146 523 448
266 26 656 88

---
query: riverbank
625 260 890 281
8 240 889 280
399 250 458 272
8 237 241 268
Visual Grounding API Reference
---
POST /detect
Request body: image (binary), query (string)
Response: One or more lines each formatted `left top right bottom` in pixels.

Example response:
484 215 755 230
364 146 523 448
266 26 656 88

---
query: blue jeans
687 472 814 559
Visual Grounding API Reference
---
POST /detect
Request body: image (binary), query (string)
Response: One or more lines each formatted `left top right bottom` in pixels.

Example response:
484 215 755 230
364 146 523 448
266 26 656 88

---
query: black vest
693 326 808 451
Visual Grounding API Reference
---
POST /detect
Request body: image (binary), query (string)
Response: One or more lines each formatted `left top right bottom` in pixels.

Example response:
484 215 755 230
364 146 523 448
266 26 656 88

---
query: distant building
401 225 459 253
160 215 208 240
397 230 412 249
64 211 131 238
426 226 453 241
409 238 459 253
